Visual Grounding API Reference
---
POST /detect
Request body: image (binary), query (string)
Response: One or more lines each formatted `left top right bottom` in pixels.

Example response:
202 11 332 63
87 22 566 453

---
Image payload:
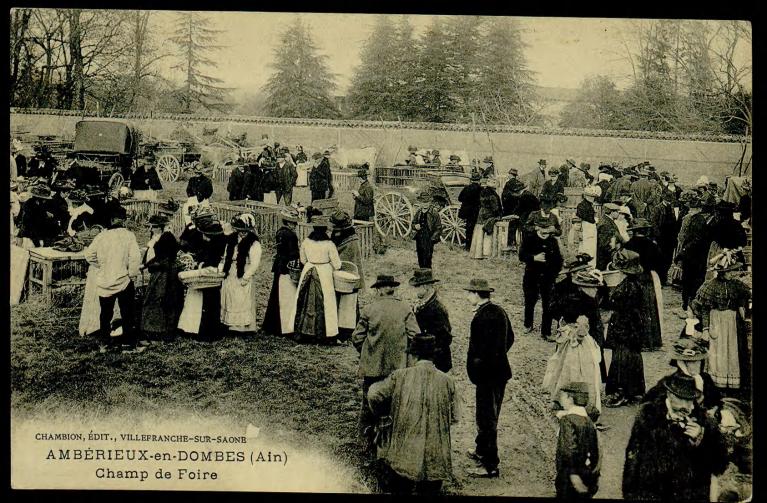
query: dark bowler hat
409 268 440 287
627 218 653 232
371 274 400 289
329 210 354 230
197 218 224 236
323 150 331 156
147 214 170 228
470 172 481 182
463 278 494 293
506 178 526 194
408 334 436 358
449 154 461 161
664 372 702 400
357 168 369 179
538 159 547 166
508 167 519 176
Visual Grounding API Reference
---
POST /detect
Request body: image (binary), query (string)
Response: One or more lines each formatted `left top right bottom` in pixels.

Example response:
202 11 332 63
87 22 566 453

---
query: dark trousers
98 281 135 346
681 269 705 310
416 237 434 268
311 189 327 201
276 189 293 205
360 376 386 452
523 268 555 336
465 219 477 250
475 381 506 471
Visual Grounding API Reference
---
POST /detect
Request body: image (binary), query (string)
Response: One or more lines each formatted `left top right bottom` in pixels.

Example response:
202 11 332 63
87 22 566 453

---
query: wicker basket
601 263 626 288
333 261 360 294
178 269 226 290
287 259 303 284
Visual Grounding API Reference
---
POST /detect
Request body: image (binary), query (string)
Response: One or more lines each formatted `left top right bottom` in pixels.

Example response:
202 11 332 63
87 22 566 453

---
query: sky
150 12 752 96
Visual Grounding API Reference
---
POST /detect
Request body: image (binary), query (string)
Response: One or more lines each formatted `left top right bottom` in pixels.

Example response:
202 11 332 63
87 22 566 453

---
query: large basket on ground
287 259 302 284
333 261 360 294
178 268 226 290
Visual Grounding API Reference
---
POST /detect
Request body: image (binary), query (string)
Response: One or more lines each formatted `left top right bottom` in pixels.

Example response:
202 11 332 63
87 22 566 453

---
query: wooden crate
27 247 89 305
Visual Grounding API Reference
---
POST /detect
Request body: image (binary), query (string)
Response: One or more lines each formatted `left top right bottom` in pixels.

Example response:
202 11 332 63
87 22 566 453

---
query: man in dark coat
275 152 298 205
310 150 334 201
412 191 442 268
501 168 522 217
596 203 625 270
409 268 452 373
262 211 300 337
555 382 601 499
352 167 375 221
464 278 514 478
243 163 265 202
18 184 61 246
515 185 542 231
674 195 711 313
294 146 308 164
458 172 482 250
622 372 728 501
227 164 247 201
520 214 564 339
481 156 495 178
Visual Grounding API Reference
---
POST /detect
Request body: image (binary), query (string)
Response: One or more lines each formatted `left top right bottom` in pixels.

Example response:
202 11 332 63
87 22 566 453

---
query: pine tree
347 16 399 120
169 12 230 113
443 16 485 121
416 18 455 122
559 76 625 129
262 17 339 119
384 16 421 121
475 18 538 125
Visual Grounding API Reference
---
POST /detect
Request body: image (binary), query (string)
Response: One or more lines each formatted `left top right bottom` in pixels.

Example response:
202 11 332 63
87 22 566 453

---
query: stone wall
10 109 751 185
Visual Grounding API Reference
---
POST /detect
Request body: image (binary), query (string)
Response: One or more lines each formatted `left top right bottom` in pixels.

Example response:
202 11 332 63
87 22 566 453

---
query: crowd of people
10 139 753 499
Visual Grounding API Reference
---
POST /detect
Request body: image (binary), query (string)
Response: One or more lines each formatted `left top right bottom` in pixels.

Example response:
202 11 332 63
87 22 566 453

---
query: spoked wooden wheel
374 192 414 238
156 154 181 182
439 206 466 246
108 172 124 194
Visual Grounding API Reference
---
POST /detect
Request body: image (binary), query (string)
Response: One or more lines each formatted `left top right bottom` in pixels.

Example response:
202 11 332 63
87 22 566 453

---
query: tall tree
169 12 230 113
262 17 339 118
416 18 455 122
475 18 539 125
443 16 485 121
389 16 421 121
559 76 625 129
347 15 399 120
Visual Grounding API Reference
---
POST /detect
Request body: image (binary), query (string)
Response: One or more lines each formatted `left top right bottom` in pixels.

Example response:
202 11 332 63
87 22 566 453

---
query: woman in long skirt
604 250 646 407
470 180 502 259
140 214 183 342
262 210 300 337
177 209 227 342
704 201 747 281
219 213 262 335
624 218 664 351
692 249 751 396
330 210 365 341
543 315 602 418
287 217 342 343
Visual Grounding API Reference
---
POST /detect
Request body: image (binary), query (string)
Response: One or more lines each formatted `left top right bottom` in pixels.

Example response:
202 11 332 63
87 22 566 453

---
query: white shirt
85 227 141 297
299 239 341 268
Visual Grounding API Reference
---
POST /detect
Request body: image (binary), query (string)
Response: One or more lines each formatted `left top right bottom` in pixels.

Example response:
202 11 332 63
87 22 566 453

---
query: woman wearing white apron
330 210 365 341
219 213 262 335
287 217 342 343
262 210 300 337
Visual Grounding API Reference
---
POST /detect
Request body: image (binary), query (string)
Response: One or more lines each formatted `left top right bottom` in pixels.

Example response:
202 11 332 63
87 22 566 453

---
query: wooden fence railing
296 220 375 261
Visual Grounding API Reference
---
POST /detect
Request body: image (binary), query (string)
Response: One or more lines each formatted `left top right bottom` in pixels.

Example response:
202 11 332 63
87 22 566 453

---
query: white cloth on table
287 238 342 337
220 239 262 331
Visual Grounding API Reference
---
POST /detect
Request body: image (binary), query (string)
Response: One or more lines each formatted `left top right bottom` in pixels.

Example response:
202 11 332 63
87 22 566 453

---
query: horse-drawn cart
142 140 203 182
374 168 470 246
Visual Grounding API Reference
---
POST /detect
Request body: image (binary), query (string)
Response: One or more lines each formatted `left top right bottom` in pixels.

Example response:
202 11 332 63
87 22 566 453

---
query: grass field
10 179 751 497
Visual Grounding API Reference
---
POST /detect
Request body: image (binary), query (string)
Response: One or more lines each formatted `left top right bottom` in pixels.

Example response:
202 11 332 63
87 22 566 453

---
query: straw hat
329 210 354 230
669 336 709 362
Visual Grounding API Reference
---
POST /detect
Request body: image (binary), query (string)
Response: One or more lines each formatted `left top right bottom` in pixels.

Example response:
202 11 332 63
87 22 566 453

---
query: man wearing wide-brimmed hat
367 334 458 494
480 155 495 178
623 372 728 501
352 165 375 222
352 273 420 454
412 190 442 268
309 149 334 201
262 208 300 338
463 277 514 478
523 159 548 197
84 203 141 352
458 171 483 250
409 268 452 372
17 184 61 247
520 212 564 339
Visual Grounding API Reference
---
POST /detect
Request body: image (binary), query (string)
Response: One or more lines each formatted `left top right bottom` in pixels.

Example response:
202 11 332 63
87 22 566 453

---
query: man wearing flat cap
622 372 728 501
409 268 452 372
445 154 462 173
464 278 514 478
367 334 458 494
352 166 375 222
309 150 334 201
352 274 420 455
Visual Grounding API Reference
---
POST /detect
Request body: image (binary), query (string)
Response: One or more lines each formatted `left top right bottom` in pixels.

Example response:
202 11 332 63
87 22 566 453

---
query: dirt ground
11 180 751 497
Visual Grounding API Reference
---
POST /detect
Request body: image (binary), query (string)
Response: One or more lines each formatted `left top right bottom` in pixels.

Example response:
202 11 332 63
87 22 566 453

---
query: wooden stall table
27 247 89 305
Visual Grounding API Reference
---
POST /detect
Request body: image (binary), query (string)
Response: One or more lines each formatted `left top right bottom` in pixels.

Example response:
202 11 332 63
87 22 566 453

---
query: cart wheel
374 192 414 239
157 155 181 182
439 206 466 246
